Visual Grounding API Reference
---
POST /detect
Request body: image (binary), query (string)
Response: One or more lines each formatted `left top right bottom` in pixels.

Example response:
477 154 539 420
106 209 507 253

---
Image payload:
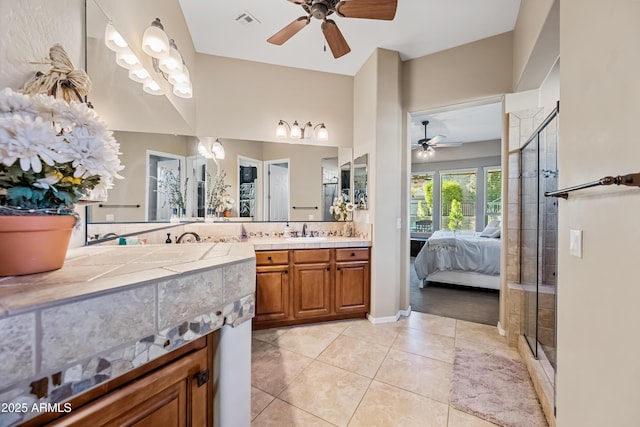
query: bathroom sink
284 237 328 242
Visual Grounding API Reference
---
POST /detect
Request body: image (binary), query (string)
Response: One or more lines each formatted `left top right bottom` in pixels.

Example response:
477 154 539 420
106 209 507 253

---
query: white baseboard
367 307 412 324
497 321 506 336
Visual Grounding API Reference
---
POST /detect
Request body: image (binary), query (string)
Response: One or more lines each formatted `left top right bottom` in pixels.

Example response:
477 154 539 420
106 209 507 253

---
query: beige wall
556 1 640 425
354 49 403 319
402 32 514 114
195 54 353 147
512 0 556 90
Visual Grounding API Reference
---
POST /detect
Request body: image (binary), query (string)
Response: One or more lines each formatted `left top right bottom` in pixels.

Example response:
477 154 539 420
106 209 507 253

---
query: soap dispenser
283 222 291 238
166 233 172 244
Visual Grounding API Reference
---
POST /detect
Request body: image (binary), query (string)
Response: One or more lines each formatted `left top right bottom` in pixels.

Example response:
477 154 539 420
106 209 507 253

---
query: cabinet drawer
256 250 289 265
292 249 331 264
336 248 369 262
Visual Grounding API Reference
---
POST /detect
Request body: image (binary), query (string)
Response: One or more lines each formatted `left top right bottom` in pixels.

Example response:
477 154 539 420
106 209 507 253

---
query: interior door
267 162 289 221
156 159 180 221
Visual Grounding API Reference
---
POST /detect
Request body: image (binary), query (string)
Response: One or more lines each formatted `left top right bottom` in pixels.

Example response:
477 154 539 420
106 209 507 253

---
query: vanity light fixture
275 120 329 141
198 137 226 160
115 47 141 70
141 18 193 99
142 18 170 59
104 21 128 53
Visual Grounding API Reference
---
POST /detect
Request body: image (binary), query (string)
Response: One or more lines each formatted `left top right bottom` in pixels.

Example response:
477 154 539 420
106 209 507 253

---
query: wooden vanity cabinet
291 249 332 319
255 250 291 322
253 247 370 329
335 249 370 314
26 334 217 427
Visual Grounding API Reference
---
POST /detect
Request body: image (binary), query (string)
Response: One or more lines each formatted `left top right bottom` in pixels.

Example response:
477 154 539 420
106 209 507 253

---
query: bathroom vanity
0 243 255 427
249 237 371 330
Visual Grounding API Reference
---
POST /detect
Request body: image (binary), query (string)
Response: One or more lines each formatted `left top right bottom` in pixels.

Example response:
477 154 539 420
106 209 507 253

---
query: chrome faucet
176 232 201 243
302 223 307 237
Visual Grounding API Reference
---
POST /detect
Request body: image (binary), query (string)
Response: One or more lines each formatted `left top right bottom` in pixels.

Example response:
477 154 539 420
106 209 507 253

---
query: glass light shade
128 66 150 83
105 22 128 53
197 140 214 159
427 146 435 157
142 20 170 59
275 121 288 139
115 48 141 70
290 121 302 139
159 46 183 75
168 65 190 86
173 81 193 98
316 124 329 141
212 141 225 159
142 79 164 95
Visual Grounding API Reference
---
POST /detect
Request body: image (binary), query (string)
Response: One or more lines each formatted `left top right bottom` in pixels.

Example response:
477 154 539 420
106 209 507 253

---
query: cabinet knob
267 256 272 261
284 270 288 274
351 252 355 257
337 267 341 271
326 267 330 271
195 369 210 387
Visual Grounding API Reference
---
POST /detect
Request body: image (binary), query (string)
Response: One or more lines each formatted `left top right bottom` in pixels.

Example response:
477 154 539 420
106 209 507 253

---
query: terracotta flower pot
0 215 76 276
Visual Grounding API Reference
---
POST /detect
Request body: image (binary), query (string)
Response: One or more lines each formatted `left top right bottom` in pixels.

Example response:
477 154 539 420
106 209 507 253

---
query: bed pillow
480 220 501 238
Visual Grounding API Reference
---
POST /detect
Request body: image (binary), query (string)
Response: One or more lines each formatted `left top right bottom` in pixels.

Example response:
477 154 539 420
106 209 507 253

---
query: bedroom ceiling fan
413 120 462 158
267 0 398 59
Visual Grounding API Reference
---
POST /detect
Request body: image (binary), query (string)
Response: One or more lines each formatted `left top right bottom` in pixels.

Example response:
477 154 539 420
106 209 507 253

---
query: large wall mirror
353 154 368 209
85 0 353 243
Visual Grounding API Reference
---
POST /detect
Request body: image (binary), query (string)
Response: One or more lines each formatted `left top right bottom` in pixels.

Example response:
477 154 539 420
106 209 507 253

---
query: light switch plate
570 229 583 258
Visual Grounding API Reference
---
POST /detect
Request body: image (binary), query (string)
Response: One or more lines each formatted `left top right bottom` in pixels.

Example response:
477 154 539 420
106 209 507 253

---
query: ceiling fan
267 0 398 59
413 120 462 158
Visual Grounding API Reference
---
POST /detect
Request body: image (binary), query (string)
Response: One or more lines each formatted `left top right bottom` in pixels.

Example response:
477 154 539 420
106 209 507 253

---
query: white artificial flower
33 173 61 190
0 88 124 210
0 115 69 172
346 202 355 212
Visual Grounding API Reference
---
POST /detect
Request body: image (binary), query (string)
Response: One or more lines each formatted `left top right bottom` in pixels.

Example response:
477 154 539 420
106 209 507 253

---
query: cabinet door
292 262 332 318
255 265 290 322
49 347 209 427
335 261 370 314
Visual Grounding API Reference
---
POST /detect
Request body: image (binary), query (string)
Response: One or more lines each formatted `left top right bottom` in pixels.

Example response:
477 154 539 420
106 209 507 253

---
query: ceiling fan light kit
268 0 398 58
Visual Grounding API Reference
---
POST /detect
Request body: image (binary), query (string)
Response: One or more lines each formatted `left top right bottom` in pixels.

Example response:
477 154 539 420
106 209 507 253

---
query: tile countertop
248 236 371 250
0 242 255 317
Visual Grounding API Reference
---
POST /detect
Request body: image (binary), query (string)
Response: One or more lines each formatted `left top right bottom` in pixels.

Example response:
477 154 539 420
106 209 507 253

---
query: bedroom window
485 167 502 226
440 170 477 231
410 172 433 232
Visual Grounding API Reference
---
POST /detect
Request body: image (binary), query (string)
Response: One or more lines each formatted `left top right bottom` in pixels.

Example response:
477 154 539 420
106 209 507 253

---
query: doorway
146 150 184 222
407 100 504 326
239 156 261 220
264 159 290 221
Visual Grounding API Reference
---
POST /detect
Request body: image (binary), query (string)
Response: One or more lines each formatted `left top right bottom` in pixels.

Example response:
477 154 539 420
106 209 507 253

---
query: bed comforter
414 230 501 280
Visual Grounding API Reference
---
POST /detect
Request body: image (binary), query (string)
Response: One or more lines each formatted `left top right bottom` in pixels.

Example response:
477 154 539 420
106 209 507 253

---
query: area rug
450 347 548 427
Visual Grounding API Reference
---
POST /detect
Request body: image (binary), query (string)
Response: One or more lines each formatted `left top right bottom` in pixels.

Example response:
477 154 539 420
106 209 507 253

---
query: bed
414 229 501 290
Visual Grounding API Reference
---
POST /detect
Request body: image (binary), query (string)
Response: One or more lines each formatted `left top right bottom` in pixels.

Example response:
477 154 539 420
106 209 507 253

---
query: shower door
520 108 559 372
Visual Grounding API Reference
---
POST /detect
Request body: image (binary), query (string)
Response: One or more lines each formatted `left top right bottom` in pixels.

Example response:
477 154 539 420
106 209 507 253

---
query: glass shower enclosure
520 107 559 396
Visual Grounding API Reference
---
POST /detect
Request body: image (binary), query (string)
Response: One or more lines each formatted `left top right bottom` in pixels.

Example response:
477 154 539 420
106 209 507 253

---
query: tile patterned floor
251 312 523 427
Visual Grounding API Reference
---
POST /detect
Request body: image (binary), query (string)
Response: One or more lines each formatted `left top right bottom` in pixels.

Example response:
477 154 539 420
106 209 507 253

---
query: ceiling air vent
235 10 261 27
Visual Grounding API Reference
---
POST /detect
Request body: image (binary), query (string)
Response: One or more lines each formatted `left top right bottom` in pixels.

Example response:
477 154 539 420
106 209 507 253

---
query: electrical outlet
569 229 583 258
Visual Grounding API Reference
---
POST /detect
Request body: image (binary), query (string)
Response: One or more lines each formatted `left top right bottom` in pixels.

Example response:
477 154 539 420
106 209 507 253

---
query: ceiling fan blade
321 20 351 58
336 0 397 20
429 135 446 145
287 0 304 4
267 16 310 45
